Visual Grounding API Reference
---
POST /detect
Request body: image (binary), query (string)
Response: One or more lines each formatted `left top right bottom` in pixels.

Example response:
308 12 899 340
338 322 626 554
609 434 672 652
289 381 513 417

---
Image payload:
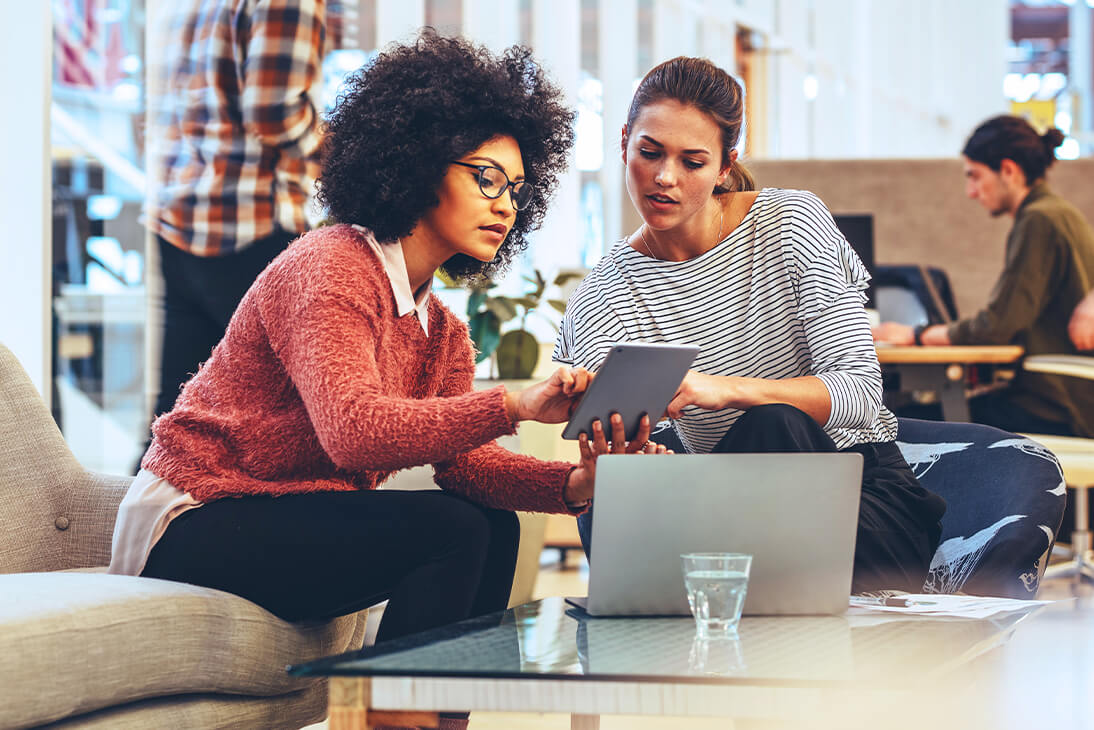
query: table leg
888 363 971 422
937 378 970 422
571 713 600 730
328 676 441 729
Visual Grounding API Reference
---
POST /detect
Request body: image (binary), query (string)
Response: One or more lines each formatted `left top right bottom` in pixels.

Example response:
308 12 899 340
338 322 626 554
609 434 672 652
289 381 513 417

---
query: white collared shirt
352 225 432 335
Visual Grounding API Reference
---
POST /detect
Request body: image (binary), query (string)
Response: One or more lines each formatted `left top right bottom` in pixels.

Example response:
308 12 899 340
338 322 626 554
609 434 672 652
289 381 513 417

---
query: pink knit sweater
142 224 576 513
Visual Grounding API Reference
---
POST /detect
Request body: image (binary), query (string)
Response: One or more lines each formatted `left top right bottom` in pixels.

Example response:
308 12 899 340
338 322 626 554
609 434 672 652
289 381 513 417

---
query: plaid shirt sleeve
150 0 326 256
241 0 325 177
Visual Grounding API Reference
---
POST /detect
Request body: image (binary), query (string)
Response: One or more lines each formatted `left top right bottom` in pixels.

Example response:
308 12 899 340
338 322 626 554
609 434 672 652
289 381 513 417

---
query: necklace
637 225 659 259
636 207 726 260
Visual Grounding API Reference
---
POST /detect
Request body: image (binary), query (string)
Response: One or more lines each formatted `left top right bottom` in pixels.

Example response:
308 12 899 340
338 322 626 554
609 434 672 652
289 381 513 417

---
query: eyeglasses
450 161 535 210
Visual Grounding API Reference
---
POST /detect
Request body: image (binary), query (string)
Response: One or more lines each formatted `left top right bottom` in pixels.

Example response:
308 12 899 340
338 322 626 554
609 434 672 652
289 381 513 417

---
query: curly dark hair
317 30 575 280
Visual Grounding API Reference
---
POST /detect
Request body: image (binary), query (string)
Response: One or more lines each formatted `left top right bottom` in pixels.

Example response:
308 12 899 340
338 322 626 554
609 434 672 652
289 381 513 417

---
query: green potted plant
462 270 584 379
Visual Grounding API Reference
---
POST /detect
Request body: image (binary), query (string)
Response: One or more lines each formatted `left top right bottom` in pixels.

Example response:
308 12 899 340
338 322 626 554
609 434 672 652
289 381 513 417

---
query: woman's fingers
591 419 610 455
665 394 684 420
586 413 670 456
609 413 627 453
560 366 592 395
625 414 652 454
578 432 595 463
572 367 591 394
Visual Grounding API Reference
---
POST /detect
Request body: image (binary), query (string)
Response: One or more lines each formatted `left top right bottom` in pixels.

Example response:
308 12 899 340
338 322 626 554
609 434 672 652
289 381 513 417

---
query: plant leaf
512 296 539 310
484 298 519 321
547 298 568 314
468 310 501 363
434 268 458 288
495 329 540 379
467 289 486 317
553 271 585 286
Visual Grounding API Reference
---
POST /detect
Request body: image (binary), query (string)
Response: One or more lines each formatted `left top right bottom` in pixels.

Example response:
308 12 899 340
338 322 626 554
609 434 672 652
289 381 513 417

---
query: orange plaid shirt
147 0 326 256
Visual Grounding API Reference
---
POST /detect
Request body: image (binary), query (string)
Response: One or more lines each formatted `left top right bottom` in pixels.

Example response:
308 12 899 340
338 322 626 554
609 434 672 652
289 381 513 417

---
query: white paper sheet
848 593 1054 619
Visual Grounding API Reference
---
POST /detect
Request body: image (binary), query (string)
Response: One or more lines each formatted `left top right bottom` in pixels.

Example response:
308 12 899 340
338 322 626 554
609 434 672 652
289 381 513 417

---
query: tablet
561 342 699 441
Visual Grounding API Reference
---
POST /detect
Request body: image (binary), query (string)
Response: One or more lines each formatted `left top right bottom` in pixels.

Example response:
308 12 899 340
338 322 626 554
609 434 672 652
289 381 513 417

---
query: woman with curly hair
109 32 659 656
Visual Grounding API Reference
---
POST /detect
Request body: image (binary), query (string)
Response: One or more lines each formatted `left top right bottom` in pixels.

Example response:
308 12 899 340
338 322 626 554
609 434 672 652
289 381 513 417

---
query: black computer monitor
832 214 875 308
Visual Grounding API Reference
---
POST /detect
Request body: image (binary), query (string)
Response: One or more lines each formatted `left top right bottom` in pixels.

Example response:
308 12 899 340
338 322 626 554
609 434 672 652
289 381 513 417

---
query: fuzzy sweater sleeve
429 339 579 514
258 236 518 473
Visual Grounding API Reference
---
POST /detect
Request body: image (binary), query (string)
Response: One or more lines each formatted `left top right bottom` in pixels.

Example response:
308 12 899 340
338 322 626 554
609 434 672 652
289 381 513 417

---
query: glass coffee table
289 597 1037 730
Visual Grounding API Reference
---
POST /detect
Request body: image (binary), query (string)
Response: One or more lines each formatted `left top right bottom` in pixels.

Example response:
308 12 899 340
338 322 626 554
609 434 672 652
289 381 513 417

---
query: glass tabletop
289 597 1032 687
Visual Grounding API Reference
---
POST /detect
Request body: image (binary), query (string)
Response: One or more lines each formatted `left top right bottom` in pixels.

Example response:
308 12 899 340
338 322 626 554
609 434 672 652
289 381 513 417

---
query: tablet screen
561 343 699 441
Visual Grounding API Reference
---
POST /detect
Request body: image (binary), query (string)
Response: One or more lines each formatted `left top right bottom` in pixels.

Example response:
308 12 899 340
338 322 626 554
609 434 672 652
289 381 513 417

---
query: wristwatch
913 324 928 346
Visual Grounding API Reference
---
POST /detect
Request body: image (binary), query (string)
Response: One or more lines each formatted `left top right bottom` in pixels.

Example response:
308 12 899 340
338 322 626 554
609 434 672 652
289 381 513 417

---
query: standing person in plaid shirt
142 0 325 464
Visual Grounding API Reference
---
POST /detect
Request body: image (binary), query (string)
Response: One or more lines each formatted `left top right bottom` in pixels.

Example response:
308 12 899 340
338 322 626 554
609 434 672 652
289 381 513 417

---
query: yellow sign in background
1010 98 1057 132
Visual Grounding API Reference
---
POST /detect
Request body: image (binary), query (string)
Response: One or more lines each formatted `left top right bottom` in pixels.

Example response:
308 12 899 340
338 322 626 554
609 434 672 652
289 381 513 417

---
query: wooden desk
876 345 1024 422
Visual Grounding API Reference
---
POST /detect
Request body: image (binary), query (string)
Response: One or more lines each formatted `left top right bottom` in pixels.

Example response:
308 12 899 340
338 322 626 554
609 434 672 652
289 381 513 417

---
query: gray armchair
0 343 368 729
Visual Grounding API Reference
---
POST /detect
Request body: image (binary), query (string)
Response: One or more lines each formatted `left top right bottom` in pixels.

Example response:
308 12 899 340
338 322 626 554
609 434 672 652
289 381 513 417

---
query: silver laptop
569 453 863 616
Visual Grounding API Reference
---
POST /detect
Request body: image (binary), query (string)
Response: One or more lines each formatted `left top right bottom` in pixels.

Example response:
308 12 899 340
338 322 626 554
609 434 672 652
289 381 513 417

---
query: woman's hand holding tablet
561 343 700 441
504 365 595 424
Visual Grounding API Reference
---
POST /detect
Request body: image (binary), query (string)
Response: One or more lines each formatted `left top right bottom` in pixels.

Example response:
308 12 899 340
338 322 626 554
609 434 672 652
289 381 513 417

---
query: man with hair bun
875 115 1094 438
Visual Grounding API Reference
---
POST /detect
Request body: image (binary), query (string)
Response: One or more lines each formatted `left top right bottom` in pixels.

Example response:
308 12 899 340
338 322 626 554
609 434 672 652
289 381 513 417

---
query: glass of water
681 553 752 639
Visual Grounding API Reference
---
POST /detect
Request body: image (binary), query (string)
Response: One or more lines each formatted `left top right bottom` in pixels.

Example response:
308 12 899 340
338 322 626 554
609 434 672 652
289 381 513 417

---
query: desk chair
1020 354 1094 583
874 265 959 327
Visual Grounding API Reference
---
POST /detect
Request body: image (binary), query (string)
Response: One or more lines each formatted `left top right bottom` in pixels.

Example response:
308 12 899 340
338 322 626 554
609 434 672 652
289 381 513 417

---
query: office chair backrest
874 265 959 325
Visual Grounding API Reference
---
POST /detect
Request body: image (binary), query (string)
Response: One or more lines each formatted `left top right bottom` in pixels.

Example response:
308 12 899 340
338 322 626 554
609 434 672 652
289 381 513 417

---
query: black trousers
142 489 520 643
968 389 1074 437
153 230 297 419
578 404 946 594
894 389 1074 436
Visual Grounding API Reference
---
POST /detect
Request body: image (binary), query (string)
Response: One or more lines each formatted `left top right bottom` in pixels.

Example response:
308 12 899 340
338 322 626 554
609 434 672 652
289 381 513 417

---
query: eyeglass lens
479 167 533 210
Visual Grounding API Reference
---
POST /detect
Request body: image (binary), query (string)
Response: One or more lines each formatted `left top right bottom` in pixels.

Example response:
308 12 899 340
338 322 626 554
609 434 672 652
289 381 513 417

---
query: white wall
744 0 1009 160
0 3 51 400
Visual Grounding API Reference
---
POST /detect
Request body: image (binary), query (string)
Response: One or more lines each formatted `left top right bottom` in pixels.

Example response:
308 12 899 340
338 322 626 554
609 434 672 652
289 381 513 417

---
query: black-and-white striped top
553 187 897 452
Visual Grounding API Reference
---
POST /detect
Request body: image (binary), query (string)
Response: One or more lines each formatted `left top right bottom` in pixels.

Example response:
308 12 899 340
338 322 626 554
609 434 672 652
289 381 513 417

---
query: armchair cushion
896 418 1066 597
0 571 367 729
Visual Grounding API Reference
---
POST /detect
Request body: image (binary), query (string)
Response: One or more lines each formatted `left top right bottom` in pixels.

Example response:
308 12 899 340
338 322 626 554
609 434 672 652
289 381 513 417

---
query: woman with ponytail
557 56 947 594
875 114 1094 439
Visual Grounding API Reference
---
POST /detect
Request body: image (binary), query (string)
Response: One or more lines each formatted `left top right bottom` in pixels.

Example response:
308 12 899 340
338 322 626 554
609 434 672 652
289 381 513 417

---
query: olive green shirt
947 182 1094 436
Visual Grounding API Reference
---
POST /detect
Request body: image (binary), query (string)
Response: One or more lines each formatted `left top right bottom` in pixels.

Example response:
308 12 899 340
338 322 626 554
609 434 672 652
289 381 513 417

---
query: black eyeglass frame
450 160 534 210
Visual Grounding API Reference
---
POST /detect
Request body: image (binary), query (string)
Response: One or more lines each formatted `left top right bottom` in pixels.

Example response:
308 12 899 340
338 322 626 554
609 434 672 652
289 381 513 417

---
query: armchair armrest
1023 354 1094 381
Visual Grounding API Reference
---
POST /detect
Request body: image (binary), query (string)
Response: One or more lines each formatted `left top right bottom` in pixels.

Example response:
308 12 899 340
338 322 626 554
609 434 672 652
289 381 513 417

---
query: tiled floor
308 550 1094 730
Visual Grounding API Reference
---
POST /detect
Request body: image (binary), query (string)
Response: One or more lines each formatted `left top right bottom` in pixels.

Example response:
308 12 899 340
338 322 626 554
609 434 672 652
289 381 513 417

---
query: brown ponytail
718 158 755 194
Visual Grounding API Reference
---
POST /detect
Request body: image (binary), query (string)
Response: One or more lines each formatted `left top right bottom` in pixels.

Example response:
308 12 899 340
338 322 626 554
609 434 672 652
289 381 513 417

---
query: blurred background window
36 0 1092 469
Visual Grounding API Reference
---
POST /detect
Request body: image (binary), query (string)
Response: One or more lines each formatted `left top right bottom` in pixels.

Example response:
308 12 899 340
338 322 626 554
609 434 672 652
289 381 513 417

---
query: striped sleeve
803 291 884 430
553 305 575 365
782 192 883 430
